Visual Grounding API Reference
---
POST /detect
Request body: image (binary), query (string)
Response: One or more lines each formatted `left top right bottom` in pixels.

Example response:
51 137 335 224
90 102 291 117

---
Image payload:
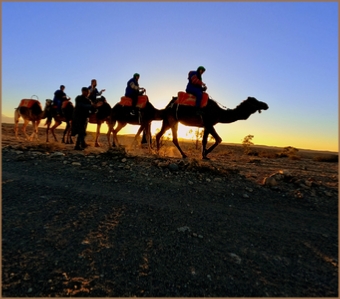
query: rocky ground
2 123 338 297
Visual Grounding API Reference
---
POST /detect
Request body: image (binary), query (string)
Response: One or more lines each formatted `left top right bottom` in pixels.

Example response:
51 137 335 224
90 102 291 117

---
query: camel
156 95 269 159
88 96 112 147
45 100 74 144
14 99 52 141
107 96 164 149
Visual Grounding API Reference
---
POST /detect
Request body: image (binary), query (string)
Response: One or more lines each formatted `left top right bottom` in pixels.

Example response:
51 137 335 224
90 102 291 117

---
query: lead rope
176 103 179 120
210 96 228 110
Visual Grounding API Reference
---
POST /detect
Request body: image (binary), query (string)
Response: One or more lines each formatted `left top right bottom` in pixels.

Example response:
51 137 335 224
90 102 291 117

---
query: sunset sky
2 2 338 151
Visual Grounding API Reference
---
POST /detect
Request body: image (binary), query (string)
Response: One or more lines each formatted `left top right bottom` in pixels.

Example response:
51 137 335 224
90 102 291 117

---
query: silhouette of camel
156 96 269 159
107 98 164 149
14 99 51 141
88 96 112 147
45 100 74 144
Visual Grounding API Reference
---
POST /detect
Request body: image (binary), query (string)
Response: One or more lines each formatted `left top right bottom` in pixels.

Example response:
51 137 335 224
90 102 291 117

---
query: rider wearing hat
125 73 145 115
185 66 207 110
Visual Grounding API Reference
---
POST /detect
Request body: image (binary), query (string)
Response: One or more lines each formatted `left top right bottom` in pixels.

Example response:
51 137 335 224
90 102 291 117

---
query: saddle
174 92 209 108
19 99 41 109
119 95 149 109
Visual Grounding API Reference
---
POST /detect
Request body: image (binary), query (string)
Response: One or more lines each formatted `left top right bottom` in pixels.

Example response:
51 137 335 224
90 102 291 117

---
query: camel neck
219 105 253 124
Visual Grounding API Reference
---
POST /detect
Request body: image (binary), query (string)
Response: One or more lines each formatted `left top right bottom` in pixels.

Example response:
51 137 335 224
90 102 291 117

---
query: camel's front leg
202 126 222 159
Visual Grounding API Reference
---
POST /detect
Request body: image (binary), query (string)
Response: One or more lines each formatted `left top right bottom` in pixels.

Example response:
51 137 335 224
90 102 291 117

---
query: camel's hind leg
106 120 116 148
50 121 61 142
156 119 171 151
132 124 146 149
95 122 102 147
112 122 127 147
30 120 41 141
21 119 31 140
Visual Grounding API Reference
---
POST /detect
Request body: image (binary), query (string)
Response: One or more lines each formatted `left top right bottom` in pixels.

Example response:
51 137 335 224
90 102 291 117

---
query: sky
2 1 338 152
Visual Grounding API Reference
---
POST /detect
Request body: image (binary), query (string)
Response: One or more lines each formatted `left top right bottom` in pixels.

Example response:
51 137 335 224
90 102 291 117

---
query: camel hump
174 91 209 108
119 95 149 109
19 99 41 109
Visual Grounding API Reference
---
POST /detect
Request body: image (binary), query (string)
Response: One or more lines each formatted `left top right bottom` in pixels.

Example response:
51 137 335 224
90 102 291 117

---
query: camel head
45 99 53 107
238 97 269 114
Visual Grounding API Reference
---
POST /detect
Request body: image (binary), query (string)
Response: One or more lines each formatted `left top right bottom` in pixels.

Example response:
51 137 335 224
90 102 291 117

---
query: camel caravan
14 67 269 159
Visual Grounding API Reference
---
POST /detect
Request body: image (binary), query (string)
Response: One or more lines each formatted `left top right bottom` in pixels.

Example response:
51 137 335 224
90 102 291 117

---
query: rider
125 73 145 115
185 66 207 114
88 79 106 104
53 85 69 116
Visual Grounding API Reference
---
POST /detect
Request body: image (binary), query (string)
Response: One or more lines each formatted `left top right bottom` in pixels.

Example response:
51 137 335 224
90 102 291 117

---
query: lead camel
156 96 269 159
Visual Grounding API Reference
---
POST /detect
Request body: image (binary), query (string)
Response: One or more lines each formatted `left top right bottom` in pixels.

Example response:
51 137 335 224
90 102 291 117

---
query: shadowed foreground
2 124 338 296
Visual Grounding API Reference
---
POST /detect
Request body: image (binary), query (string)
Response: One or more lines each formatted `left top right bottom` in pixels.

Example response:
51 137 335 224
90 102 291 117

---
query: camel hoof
182 155 188 159
95 143 100 147
202 156 210 160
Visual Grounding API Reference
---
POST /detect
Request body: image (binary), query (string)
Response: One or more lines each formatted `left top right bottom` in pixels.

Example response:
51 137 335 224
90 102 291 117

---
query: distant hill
2 114 14 124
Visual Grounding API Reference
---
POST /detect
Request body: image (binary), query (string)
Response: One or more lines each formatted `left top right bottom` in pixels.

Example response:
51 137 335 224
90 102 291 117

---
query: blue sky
2 2 338 151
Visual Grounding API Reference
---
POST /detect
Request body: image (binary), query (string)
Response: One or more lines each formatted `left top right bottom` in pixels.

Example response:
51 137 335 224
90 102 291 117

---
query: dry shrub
313 155 338 163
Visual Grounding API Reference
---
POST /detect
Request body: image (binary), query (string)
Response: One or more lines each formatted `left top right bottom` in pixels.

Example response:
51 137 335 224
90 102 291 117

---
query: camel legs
95 122 102 147
14 111 20 140
111 122 127 147
50 121 62 142
106 120 116 147
170 122 188 158
132 123 152 151
62 121 73 144
202 126 222 159
156 120 171 151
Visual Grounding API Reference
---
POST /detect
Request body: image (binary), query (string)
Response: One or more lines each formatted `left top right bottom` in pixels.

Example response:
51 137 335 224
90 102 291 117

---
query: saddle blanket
119 95 149 109
174 92 209 108
62 100 71 109
19 99 40 109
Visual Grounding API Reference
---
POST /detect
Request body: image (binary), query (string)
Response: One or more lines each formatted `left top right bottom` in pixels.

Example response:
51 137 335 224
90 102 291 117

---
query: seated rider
88 79 105 104
53 85 69 116
185 66 207 113
125 73 145 116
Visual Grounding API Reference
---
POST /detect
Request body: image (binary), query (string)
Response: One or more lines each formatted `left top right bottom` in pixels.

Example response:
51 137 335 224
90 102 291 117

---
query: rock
243 194 249 198
245 187 253 192
214 178 222 182
188 181 194 185
206 178 211 182
229 253 241 264
14 150 24 154
63 161 68 164
72 162 81 166
50 152 64 158
23 273 30 281
198 234 203 239
177 226 191 233
168 163 179 171
27 288 32 293
192 233 197 237
324 191 332 197
121 158 127 163
304 180 313 187
264 176 277 186
158 162 169 168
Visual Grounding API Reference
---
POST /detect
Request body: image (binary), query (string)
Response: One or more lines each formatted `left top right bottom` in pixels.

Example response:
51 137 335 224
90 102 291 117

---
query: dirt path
1 123 338 296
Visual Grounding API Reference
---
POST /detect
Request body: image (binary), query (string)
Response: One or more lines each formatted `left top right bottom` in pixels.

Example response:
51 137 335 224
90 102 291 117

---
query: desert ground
2 122 338 297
